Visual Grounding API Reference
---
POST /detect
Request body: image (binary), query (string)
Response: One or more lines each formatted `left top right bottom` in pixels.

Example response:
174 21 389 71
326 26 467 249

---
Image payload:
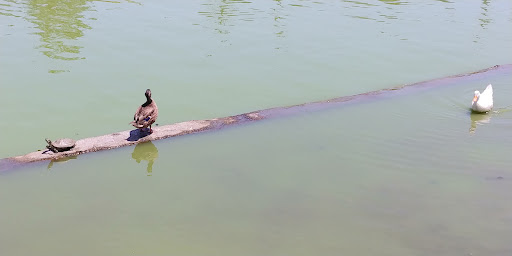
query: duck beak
472 95 478 102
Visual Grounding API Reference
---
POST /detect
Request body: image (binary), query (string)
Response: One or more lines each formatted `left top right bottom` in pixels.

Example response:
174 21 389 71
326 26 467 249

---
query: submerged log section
4 64 512 165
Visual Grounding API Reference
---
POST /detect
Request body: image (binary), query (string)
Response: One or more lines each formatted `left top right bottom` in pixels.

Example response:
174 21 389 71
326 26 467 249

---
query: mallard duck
471 84 493 113
130 89 158 133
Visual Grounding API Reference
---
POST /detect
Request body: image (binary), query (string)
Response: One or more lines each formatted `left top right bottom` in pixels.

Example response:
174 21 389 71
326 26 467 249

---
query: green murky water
1 0 512 255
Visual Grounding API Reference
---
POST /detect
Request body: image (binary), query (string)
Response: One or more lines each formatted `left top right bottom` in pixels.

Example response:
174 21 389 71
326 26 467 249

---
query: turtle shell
52 138 76 149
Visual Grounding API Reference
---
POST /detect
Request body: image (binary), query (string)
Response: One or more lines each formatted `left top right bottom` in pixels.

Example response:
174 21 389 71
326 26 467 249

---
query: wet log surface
1 64 510 170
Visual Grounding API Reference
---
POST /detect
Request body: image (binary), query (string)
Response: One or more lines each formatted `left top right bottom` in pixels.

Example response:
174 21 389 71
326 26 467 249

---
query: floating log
1 64 511 170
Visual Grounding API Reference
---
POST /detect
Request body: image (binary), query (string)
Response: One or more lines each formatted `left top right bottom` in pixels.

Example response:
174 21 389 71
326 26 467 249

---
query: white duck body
471 84 493 113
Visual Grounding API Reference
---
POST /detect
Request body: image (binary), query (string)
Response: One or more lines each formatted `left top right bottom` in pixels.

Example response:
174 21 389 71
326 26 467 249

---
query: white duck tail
471 84 493 113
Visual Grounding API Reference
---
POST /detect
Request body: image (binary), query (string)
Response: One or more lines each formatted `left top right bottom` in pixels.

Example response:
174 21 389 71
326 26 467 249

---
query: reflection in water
469 112 491 134
198 0 258 35
198 0 288 50
199 1 238 34
479 0 491 29
379 0 408 5
273 0 286 39
131 141 159 176
0 0 24 18
47 155 78 169
195 0 501 47
340 0 498 43
26 0 93 61
23 0 137 62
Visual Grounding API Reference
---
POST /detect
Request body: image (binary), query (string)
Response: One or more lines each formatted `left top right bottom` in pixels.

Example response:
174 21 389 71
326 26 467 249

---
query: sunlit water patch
1 0 512 255
1 63 511 256
1 0 512 157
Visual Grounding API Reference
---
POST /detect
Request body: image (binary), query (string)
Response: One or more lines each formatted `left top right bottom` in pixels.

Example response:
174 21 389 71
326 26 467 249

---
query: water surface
1 0 512 255
1 0 511 156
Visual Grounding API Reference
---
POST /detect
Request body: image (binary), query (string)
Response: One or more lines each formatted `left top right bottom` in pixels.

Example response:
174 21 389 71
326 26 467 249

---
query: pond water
1 0 512 255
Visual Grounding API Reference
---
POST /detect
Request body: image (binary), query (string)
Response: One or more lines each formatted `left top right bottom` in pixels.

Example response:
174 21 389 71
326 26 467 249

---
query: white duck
471 84 493 113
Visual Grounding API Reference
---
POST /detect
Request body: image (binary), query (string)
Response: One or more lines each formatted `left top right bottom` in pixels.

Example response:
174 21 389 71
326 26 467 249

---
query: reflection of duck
47 156 78 169
469 112 491 134
471 84 493 113
131 141 159 175
130 89 158 134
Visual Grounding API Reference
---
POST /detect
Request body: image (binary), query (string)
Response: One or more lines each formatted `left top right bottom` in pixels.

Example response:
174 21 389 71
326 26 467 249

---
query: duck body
130 89 158 133
471 84 493 113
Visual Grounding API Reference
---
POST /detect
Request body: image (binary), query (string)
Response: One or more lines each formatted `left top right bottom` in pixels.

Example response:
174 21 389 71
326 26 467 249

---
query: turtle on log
45 138 76 153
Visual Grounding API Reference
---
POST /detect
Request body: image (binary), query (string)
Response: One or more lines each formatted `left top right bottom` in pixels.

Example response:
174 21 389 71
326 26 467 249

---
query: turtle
45 138 76 153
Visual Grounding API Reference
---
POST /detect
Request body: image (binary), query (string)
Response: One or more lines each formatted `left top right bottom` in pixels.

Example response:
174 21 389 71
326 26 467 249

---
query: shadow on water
131 141 159 176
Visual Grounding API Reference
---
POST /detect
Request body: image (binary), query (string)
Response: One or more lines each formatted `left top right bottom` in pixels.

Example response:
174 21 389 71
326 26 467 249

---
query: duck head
145 89 152 99
472 90 480 103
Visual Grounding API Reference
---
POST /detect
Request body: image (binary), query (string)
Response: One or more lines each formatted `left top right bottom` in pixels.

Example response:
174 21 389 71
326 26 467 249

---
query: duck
471 84 493 113
130 89 158 134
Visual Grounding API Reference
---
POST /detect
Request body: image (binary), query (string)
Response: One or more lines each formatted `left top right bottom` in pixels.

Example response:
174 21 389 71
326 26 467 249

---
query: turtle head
45 138 57 153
